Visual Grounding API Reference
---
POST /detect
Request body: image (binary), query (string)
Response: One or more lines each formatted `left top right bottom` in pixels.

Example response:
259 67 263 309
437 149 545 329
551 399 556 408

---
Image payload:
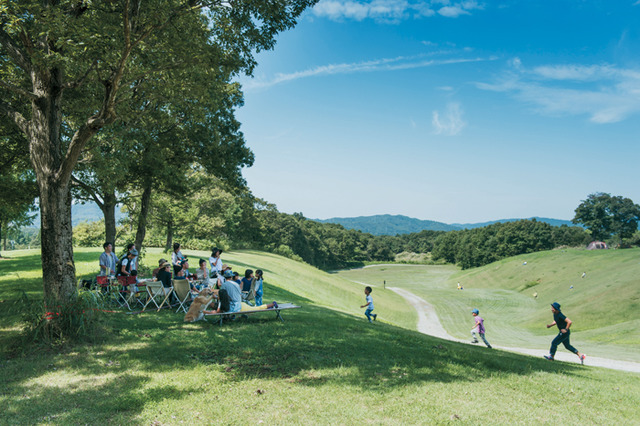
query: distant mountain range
31 202 125 227
313 214 576 236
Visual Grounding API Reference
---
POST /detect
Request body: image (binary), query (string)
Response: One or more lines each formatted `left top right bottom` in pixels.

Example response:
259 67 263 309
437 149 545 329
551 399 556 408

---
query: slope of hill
1 248 639 424
315 214 576 235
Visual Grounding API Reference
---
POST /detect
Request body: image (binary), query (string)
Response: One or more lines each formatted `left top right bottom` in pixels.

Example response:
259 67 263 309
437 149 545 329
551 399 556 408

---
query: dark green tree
573 193 640 242
0 0 317 311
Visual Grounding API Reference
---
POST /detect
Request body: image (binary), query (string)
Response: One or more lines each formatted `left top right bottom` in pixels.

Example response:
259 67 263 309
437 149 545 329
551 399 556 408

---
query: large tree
0 1 316 311
573 193 640 242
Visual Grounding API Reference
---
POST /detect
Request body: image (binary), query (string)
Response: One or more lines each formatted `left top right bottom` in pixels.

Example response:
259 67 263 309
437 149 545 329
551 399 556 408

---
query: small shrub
19 290 107 344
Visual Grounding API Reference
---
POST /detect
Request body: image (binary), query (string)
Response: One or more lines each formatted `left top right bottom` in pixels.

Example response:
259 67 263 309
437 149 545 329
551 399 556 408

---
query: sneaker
544 355 554 361
373 314 377 321
487 345 492 349
471 339 479 344
272 301 279 309
580 354 586 365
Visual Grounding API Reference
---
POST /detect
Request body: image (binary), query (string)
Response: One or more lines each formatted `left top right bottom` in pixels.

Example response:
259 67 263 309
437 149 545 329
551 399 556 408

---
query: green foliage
432 219 589 269
17 290 106 345
573 192 640 242
72 220 105 247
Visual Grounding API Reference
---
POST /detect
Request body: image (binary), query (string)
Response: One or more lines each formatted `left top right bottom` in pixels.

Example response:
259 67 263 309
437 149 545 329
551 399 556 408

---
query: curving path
388 287 640 374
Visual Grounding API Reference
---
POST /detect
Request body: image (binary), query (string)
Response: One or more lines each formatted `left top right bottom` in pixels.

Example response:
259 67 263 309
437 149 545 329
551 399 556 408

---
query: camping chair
116 275 137 310
143 281 174 312
173 279 198 314
241 277 257 306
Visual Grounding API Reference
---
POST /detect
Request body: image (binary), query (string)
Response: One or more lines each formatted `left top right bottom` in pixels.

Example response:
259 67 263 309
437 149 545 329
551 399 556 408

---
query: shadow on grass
1 285 588 424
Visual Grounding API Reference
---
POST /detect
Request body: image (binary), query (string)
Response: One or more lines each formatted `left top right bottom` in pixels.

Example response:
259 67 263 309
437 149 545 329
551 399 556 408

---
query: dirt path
388 287 640 374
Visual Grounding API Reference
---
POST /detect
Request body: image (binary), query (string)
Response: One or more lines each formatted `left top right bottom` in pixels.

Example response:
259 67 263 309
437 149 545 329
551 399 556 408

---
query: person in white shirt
360 286 377 323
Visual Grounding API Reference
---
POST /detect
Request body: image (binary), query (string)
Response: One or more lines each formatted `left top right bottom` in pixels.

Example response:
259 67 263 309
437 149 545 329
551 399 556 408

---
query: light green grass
0 248 639 424
336 248 640 362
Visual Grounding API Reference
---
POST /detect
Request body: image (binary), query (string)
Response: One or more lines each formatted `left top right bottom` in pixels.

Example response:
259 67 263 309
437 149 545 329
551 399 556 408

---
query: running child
360 286 377 323
470 308 492 348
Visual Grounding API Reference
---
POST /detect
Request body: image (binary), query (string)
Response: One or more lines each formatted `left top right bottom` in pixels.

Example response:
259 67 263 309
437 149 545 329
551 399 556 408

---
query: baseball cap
471 308 479 314
551 302 561 310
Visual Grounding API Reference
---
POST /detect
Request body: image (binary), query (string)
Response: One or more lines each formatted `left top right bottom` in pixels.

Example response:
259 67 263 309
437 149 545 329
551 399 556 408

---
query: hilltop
314 214 576 235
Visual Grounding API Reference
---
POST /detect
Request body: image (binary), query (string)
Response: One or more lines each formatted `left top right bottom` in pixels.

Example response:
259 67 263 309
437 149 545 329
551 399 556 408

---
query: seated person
232 271 241 284
156 262 173 289
196 259 211 285
254 269 264 306
241 269 254 292
152 258 168 278
173 258 191 279
117 249 138 277
205 270 278 314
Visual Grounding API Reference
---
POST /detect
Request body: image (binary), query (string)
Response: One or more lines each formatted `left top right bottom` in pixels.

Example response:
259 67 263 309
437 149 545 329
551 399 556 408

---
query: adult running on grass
544 302 586 365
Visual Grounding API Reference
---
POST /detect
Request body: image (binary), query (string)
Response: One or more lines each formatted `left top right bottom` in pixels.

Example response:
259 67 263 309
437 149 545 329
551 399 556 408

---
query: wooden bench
204 303 300 325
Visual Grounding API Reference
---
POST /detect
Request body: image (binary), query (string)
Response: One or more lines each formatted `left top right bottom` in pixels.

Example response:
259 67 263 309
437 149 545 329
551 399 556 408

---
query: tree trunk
134 181 152 254
102 191 118 247
165 219 173 252
0 220 4 257
29 67 78 305
39 181 76 302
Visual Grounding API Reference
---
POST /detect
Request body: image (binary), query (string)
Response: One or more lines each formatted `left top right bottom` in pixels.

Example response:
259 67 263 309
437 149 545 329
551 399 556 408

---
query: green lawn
336 248 640 362
0 248 639 424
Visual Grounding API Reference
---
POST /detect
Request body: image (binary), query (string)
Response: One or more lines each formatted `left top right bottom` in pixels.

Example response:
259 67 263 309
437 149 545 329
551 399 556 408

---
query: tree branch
0 80 37 100
71 175 104 209
63 62 98 90
0 28 31 72
0 99 30 136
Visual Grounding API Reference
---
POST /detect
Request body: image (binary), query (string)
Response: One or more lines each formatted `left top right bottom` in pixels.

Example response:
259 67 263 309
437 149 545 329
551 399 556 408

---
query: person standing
99 242 118 276
470 309 492 348
544 302 586 364
254 269 264 306
360 286 377 323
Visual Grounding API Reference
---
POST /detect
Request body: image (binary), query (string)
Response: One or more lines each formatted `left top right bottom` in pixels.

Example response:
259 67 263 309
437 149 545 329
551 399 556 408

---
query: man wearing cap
544 302 586 364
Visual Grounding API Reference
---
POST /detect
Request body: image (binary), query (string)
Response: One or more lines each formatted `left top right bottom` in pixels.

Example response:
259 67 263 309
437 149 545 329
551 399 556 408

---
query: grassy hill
0 248 638 424
336 247 640 361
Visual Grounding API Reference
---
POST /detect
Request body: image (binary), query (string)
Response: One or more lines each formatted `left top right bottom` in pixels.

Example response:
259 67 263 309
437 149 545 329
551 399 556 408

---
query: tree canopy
572 193 640 242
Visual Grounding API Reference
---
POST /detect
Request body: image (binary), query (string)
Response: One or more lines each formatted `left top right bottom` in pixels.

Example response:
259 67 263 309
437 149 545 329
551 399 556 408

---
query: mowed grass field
0 247 639 424
335 248 640 362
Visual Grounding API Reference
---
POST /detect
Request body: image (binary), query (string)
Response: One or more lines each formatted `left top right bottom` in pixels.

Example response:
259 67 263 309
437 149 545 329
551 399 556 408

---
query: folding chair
173 279 198 314
143 281 174 312
242 277 257 306
116 276 138 310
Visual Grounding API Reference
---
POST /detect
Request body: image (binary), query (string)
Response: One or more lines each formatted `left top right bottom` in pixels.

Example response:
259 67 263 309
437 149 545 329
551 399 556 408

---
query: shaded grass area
1 248 639 424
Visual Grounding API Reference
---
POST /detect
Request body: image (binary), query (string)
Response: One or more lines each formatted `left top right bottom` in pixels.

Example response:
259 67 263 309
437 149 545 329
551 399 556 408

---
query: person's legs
549 332 568 358
365 309 374 322
479 333 492 348
471 327 479 343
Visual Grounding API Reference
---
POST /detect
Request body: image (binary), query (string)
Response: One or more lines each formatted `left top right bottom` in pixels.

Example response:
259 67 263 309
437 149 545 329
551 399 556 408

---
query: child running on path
360 286 377 323
470 309 492 348
544 302 586 364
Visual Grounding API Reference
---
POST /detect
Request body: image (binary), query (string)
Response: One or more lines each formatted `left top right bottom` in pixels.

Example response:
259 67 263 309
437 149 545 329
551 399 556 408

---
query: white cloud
244 55 494 90
477 61 640 123
312 0 481 22
432 102 466 135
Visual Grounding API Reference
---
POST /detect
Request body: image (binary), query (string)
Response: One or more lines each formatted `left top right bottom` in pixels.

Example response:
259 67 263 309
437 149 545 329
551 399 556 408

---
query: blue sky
235 0 640 223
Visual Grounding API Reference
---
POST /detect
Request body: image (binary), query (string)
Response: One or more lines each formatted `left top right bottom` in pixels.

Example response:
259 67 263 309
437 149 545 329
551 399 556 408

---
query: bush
19 290 106 344
73 220 105 247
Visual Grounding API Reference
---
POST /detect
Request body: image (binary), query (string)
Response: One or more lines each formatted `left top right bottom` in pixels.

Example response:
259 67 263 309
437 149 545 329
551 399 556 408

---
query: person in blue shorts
544 302 586 364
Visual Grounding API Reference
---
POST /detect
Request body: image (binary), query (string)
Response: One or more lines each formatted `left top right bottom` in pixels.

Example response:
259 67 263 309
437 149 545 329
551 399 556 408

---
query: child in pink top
471 309 492 348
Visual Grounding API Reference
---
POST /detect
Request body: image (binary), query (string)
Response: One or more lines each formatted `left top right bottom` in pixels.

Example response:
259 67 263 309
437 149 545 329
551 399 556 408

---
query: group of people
154 244 273 314
99 242 139 278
